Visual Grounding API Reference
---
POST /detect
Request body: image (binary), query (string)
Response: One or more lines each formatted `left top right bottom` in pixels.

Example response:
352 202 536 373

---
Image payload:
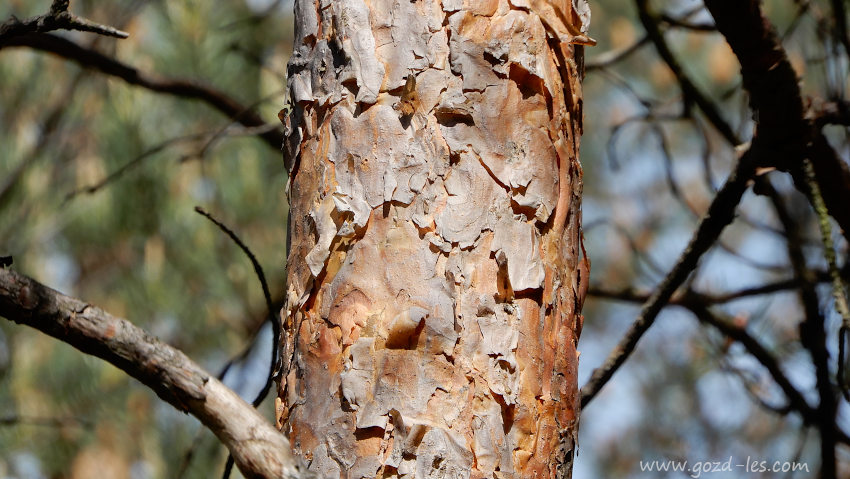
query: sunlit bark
279 1 589 477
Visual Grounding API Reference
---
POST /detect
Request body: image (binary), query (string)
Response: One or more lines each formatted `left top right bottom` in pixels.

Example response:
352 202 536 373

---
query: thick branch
0 268 303 479
0 0 128 42
704 0 850 243
704 1 805 149
0 33 284 151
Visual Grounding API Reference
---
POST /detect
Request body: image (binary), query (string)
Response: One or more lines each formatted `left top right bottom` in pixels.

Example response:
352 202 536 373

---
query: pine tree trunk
278 1 590 477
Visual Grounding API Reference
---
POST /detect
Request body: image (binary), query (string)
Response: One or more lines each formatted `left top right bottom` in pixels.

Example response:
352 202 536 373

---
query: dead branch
0 0 128 43
580 147 759 407
583 0 850 410
587 284 850 446
0 33 284 151
0 268 304 479
635 0 741 145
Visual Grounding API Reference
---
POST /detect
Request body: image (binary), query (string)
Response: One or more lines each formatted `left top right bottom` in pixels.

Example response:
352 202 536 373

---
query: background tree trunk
279 1 589 477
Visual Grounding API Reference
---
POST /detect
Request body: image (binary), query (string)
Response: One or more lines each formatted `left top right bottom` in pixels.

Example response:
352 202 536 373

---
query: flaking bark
279 1 589 477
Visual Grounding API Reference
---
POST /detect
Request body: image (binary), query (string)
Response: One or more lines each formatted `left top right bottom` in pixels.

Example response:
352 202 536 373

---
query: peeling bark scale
279 1 589 477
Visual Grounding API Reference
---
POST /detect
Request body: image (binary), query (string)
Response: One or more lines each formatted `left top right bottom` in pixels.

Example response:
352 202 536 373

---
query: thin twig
0 33 284 150
193 206 278 404
580 148 758 407
719 361 793 415
193 207 282 479
0 0 128 43
758 177 837 478
585 35 650 71
635 0 742 146
182 89 287 163
589 267 846 306
63 132 208 203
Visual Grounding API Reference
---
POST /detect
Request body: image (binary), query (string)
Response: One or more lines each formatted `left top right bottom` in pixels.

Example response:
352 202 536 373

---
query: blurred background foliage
0 0 847 478
1 0 292 477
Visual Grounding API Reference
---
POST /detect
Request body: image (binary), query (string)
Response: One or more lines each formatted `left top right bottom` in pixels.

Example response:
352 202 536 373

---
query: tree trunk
278 1 590 477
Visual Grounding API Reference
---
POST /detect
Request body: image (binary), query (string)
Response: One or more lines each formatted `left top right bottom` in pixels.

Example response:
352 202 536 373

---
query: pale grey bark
0 268 304 479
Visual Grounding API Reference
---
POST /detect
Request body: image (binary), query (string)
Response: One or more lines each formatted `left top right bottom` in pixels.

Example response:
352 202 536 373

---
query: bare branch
0 33 284 151
812 99 850 127
682 295 850 445
0 0 128 43
585 35 649 72
591 264 847 305
757 177 837 478
635 0 741 145
0 268 304 479
194 206 280 408
587 285 850 445
580 148 758 407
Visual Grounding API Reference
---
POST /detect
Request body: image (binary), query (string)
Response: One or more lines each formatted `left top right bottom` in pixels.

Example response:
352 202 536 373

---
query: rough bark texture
279 1 589 477
0 269 302 479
